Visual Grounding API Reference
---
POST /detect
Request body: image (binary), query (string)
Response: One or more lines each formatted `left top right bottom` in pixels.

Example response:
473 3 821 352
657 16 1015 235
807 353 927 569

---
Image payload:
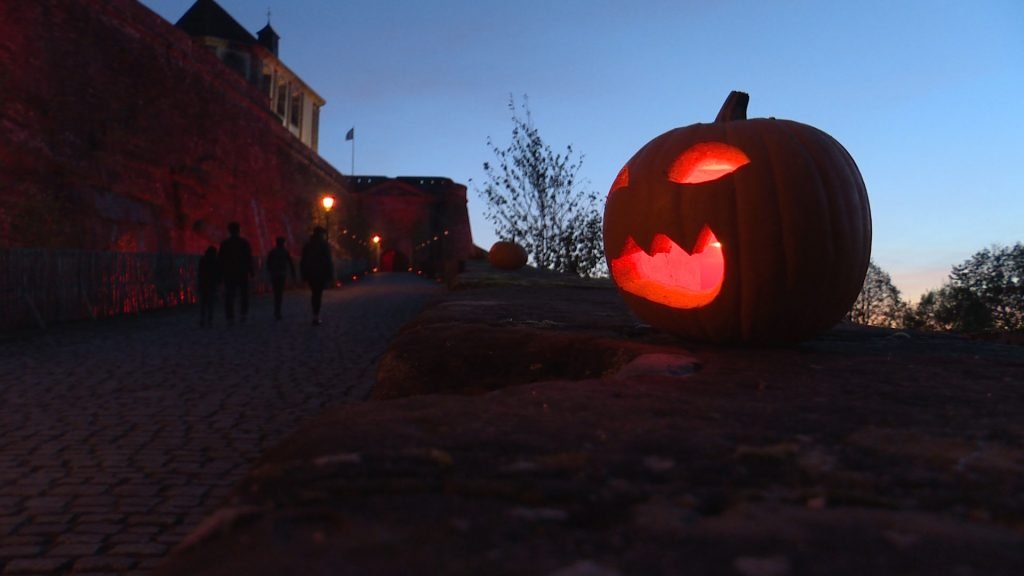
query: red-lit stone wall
0 0 352 256
359 185 435 267
354 177 473 274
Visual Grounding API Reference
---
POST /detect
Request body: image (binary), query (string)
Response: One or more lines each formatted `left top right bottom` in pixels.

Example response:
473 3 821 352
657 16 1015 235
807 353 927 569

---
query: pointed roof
175 0 256 44
257 22 279 41
257 22 280 55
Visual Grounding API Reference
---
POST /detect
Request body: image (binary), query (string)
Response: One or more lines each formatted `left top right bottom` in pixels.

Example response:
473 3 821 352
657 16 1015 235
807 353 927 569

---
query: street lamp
372 234 381 271
321 195 335 240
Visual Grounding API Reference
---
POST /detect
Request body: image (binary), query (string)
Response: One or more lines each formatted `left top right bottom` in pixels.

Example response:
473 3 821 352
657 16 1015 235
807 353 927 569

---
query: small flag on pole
345 127 354 141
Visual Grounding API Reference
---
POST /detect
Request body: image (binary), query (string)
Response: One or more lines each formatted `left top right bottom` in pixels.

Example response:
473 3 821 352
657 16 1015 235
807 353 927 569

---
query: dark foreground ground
157 263 1024 576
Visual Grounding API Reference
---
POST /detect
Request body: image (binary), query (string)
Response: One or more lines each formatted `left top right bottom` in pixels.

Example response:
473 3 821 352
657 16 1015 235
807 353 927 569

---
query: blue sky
139 0 1023 301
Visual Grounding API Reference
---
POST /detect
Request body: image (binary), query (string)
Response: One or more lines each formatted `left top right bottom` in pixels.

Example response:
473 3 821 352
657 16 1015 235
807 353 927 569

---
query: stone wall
0 0 352 257
349 176 473 276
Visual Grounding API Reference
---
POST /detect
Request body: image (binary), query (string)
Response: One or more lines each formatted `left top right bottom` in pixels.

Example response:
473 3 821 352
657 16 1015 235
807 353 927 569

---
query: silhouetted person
300 226 333 326
219 221 253 324
266 236 296 320
197 246 219 327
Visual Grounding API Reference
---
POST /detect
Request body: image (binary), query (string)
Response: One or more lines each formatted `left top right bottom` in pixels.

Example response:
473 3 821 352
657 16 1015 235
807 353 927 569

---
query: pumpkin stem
715 91 749 122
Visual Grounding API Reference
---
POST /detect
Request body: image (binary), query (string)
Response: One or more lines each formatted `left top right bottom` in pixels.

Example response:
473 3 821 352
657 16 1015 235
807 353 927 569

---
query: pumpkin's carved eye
668 142 750 184
609 166 630 194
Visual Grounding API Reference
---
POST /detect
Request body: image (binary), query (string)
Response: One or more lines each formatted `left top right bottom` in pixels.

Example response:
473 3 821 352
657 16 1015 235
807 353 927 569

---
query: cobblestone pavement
0 273 440 575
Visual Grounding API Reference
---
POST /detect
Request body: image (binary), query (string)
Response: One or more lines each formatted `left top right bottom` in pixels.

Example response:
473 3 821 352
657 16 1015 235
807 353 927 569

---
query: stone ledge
156 266 1024 575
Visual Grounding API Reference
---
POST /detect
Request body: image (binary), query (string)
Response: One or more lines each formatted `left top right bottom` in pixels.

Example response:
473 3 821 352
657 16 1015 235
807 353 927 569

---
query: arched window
223 51 248 79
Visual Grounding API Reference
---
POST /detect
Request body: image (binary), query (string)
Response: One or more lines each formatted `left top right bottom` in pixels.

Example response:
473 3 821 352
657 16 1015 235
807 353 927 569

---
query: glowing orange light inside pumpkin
609 166 630 194
610 225 724 308
668 142 750 184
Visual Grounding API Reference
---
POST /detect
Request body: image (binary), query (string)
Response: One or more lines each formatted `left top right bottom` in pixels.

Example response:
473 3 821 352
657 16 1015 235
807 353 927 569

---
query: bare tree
477 96 604 277
848 260 909 328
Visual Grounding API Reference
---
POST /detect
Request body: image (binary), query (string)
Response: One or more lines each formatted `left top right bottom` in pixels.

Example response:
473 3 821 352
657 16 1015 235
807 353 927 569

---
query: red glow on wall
668 142 750 184
610 225 724 308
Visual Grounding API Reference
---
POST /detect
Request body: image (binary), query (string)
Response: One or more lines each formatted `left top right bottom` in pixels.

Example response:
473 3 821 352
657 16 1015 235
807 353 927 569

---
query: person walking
266 236 296 320
197 246 219 327
219 221 253 324
300 226 333 326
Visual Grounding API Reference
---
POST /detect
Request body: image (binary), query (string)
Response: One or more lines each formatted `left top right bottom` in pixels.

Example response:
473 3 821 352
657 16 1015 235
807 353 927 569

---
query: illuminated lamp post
321 195 335 240
372 234 381 271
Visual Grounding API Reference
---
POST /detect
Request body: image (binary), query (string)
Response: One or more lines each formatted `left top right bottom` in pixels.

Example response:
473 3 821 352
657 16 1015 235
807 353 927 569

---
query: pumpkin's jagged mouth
610 225 724 308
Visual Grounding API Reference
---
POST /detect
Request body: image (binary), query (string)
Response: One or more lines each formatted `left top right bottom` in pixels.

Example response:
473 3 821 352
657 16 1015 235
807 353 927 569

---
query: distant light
321 196 335 210
372 235 381 244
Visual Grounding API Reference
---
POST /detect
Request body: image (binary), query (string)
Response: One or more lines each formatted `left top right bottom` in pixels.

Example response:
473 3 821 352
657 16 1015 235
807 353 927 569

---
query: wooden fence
0 249 272 332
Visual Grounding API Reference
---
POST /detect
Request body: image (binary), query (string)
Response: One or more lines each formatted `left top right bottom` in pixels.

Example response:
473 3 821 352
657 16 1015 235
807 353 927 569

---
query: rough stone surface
0 1 474 268
0 0 350 254
0 274 439 574
156 263 1024 575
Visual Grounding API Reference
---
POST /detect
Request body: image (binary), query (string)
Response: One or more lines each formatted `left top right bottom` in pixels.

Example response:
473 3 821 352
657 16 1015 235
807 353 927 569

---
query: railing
0 249 268 332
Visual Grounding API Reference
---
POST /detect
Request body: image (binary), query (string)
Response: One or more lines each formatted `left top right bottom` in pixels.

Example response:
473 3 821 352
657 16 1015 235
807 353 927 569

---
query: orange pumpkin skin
488 241 528 270
604 92 871 343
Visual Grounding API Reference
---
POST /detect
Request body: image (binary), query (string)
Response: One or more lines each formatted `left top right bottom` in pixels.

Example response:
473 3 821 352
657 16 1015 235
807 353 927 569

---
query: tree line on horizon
850 243 1024 333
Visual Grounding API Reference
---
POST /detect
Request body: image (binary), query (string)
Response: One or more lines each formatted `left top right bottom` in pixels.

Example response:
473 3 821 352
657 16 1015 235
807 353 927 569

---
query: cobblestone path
0 274 440 575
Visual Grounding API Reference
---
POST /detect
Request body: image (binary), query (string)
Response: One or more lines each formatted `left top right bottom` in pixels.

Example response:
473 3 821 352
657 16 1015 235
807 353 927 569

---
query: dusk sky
138 0 1023 301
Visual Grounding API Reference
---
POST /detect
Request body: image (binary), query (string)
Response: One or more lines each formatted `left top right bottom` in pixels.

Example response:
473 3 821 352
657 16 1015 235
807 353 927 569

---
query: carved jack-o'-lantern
604 91 871 343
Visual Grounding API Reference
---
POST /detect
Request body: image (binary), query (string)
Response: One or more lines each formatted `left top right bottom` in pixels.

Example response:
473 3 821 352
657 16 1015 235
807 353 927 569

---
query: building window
223 50 248 79
276 83 287 117
290 91 302 128
312 105 320 151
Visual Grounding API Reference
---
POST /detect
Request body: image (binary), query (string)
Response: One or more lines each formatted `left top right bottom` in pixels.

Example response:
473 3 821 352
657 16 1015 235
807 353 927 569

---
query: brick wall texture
0 0 354 256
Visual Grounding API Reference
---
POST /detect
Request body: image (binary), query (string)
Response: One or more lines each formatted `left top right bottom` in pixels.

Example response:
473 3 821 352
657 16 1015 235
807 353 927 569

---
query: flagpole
348 126 355 176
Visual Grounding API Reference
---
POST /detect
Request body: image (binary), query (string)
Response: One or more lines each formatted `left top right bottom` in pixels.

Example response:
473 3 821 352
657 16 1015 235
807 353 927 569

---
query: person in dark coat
197 246 219 327
219 221 253 324
300 226 334 326
266 236 296 320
